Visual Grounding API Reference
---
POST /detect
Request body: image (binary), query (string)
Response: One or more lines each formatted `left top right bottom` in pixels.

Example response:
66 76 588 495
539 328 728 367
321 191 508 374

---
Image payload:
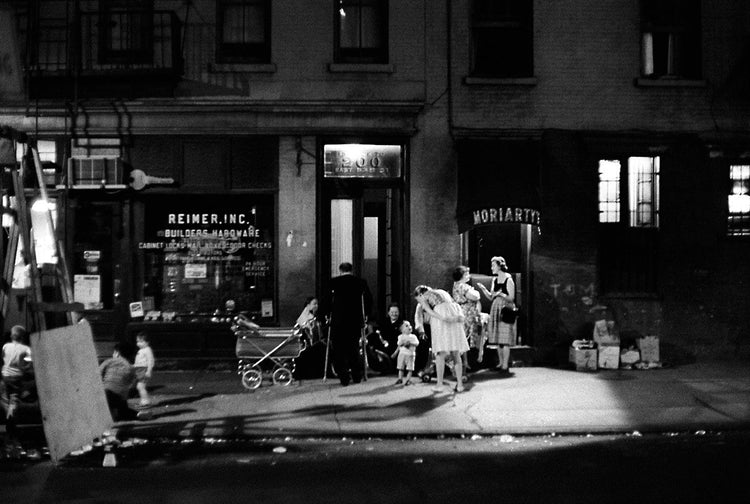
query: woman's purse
500 304 519 324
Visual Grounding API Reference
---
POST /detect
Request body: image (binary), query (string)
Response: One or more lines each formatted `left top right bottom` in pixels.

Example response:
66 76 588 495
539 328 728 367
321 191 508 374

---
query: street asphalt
111 360 750 440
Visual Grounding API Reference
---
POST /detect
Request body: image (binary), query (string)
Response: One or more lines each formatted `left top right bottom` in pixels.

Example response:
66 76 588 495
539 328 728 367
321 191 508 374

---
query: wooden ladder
1 128 81 335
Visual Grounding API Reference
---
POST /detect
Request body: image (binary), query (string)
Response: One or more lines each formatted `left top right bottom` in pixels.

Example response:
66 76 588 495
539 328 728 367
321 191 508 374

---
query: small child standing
134 332 155 408
2 325 32 421
392 321 420 386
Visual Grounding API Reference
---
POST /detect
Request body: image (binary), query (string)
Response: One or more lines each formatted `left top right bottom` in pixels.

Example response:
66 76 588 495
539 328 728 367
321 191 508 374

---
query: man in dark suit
326 262 373 386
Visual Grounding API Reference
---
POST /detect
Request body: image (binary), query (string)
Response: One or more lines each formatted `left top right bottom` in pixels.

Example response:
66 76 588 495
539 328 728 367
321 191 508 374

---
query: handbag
500 305 519 324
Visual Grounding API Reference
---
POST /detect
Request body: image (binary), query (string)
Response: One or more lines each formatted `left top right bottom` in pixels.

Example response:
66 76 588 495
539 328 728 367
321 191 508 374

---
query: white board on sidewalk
30 319 112 462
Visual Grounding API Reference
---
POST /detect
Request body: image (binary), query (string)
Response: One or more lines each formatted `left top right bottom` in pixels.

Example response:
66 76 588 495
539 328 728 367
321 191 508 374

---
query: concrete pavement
113 360 750 440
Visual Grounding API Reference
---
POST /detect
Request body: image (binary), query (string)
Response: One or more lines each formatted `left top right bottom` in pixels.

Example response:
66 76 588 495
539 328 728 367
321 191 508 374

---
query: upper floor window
640 0 701 79
99 0 154 65
598 157 660 228
217 0 271 63
728 164 750 236
334 0 388 64
471 0 533 78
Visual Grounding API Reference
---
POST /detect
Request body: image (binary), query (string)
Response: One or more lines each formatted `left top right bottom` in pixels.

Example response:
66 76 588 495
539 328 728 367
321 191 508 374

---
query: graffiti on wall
548 282 597 309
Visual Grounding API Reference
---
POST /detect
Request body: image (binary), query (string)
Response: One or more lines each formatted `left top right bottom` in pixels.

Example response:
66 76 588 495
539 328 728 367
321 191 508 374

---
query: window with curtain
728 164 750 236
334 0 388 64
471 0 533 78
99 0 154 64
640 0 701 79
217 0 271 63
598 156 661 295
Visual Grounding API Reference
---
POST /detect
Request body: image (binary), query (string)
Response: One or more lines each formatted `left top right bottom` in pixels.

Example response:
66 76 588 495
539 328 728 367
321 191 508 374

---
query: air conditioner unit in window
66 156 127 189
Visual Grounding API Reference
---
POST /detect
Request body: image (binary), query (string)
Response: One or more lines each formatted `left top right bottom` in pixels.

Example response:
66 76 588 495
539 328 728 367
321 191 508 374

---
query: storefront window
139 194 275 319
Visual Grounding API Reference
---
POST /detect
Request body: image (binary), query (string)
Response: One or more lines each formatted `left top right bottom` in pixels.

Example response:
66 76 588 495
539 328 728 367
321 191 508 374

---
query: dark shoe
394 379 403 385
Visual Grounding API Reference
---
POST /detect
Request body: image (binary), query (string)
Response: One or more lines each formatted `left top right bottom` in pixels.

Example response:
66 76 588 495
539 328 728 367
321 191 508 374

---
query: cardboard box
569 346 597 371
598 345 620 369
593 319 620 347
637 336 660 363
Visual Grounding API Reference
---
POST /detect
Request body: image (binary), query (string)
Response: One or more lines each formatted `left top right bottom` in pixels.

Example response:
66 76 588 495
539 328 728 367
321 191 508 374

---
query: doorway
464 224 533 345
323 185 404 321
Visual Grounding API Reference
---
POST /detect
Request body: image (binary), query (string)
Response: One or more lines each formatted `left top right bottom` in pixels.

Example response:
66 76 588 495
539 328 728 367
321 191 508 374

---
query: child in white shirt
392 321 420 386
134 332 155 407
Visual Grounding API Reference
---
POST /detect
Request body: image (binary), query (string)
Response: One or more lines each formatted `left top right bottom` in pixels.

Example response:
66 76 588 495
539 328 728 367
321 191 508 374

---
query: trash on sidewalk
637 335 660 364
592 306 620 370
569 340 597 371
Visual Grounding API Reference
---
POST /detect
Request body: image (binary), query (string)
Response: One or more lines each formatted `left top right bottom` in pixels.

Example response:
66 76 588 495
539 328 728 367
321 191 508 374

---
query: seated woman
296 296 321 345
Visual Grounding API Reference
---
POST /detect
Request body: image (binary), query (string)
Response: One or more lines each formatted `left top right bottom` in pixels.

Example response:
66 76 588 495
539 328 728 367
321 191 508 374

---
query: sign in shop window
139 195 275 318
324 144 402 178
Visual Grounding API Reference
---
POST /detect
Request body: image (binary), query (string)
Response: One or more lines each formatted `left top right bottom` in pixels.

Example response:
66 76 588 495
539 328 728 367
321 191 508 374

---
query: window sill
208 63 277 74
634 77 707 88
327 63 394 74
463 76 538 86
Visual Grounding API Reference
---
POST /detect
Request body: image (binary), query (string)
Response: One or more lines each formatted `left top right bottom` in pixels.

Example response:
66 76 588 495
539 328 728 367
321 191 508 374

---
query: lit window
728 164 750 236
628 156 660 228
598 160 620 223
598 156 660 295
217 0 271 63
335 0 388 64
598 157 659 227
640 0 701 79
471 0 533 78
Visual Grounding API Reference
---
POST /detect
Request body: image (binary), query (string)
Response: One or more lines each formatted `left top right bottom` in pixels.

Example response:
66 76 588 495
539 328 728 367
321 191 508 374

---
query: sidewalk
113 360 750 440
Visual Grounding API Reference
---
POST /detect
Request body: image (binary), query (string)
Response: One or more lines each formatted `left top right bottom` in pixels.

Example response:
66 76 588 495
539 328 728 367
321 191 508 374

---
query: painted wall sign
324 144 402 178
142 196 273 253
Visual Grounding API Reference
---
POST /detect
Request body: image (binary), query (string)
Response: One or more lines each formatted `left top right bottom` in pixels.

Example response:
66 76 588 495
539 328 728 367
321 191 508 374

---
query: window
99 0 154 65
334 0 388 64
598 156 661 295
728 164 750 236
217 0 271 63
598 157 660 228
640 0 701 79
471 0 533 78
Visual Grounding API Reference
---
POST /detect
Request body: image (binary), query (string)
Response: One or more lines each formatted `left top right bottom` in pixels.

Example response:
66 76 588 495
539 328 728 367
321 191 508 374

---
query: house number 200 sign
324 144 402 179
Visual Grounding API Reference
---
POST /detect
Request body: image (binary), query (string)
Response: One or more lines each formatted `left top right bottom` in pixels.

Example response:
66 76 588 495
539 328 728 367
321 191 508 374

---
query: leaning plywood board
30 319 112 462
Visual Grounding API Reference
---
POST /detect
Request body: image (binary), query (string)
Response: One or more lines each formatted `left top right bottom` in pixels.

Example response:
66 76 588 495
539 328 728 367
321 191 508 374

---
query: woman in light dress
414 285 469 392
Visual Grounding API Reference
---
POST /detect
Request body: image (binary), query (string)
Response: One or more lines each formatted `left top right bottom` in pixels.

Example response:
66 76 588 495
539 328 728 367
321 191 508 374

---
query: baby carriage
235 324 307 390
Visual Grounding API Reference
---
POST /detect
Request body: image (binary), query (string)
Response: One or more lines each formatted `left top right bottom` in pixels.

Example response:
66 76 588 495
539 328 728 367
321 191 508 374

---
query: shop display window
139 194 275 321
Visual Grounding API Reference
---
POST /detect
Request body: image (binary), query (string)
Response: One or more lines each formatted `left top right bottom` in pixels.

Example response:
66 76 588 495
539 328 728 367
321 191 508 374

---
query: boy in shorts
134 332 155 407
392 321 420 386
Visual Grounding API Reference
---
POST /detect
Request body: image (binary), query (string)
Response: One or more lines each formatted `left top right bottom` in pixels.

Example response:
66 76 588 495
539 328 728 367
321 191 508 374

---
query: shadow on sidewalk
115 393 457 439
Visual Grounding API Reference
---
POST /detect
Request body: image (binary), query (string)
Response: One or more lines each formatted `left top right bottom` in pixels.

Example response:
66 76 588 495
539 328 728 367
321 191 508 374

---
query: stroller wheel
241 369 263 390
421 374 432 383
272 366 294 386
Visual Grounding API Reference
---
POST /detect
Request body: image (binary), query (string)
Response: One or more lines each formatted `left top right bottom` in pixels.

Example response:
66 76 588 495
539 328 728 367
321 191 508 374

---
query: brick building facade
1 1 748 362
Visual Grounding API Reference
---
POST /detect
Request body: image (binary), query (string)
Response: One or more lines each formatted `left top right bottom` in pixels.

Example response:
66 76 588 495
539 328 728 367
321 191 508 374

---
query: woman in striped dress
477 256 516 373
